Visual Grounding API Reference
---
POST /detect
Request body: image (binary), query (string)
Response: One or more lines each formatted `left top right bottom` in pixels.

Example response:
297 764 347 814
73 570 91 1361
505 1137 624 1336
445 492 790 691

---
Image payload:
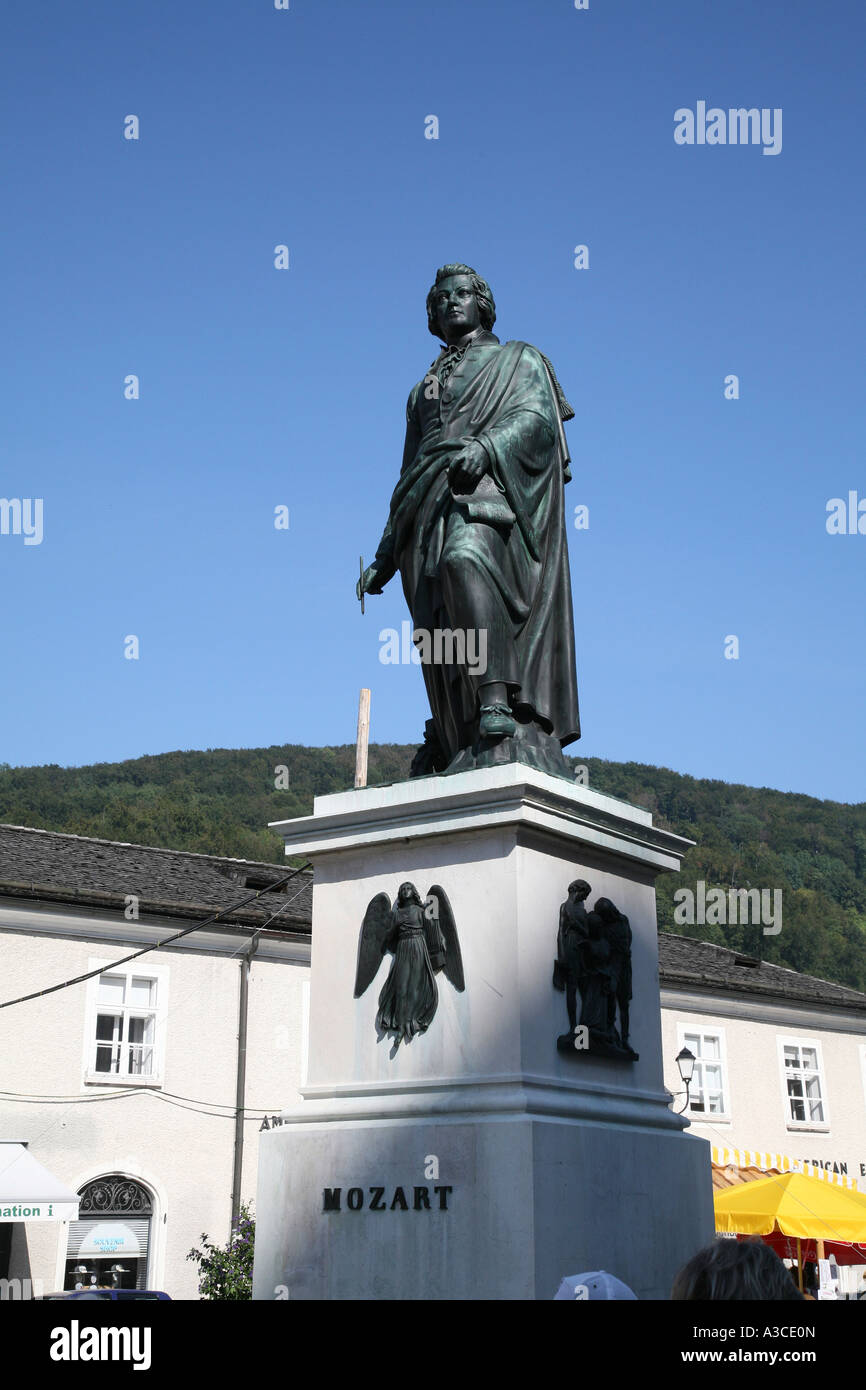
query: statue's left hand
448 439 488 494
356 564 384 600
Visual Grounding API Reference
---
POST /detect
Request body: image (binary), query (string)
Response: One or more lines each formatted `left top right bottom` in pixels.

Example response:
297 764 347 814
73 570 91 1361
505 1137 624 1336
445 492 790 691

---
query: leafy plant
187 1203 255 1300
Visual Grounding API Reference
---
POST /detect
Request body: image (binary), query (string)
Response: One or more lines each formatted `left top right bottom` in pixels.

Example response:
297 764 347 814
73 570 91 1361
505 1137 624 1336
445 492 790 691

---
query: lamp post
674 1046 696 1114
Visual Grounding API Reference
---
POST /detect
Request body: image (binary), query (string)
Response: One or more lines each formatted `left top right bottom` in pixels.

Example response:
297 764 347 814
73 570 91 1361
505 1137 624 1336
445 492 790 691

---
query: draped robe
373 329 580 773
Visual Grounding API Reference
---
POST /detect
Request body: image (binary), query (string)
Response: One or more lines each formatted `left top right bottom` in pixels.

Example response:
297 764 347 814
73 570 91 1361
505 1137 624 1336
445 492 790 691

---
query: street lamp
674 1046 696 1114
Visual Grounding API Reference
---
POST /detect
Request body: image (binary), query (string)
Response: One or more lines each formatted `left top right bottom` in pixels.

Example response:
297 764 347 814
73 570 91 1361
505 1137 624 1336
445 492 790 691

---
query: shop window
64 1177 153 1292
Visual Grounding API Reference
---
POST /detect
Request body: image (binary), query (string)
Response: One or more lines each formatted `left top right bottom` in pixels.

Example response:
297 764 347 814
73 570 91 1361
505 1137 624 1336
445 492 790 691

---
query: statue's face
433 273 481 342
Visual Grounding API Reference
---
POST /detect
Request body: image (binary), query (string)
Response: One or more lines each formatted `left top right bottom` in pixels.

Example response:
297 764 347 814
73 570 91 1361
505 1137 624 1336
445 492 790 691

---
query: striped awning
712 1145 859 1191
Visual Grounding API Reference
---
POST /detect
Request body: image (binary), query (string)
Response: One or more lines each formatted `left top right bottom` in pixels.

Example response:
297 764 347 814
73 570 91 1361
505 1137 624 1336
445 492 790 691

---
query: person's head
426 264 496 342
672 1239 804 1301
568 879 591 901
594 897 620 922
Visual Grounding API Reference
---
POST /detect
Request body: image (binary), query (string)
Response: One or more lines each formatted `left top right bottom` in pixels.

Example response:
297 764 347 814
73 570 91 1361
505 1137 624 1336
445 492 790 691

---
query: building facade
3 823 865 1298
0 825 311 1299
660 932 866 1296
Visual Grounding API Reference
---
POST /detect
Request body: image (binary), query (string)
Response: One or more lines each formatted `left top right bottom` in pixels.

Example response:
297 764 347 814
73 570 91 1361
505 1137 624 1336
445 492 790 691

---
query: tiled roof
0 823 311 936
658 930 866 1013
1 823 863 1011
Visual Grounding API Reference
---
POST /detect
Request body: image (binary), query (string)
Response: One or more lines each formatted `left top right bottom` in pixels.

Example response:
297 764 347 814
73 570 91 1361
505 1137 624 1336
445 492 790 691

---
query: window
678 1026 730 1119
94 975 156 1076
83 962 167 1086
778 1038 828 1129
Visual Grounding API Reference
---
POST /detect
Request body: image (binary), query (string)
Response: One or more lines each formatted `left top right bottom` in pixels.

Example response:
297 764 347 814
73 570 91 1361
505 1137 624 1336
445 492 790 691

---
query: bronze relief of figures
355 883 465 1052
553 881 637 1061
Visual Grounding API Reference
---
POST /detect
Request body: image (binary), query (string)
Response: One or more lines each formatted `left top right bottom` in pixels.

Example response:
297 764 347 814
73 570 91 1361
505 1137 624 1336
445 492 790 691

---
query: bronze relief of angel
354 882 465 1048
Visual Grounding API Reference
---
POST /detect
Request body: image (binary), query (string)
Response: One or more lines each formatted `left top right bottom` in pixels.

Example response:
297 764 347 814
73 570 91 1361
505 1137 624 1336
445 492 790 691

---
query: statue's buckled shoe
479 703 517 739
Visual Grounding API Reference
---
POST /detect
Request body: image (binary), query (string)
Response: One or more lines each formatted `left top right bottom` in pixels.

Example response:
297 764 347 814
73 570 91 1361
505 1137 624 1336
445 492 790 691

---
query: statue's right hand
357 564 383 600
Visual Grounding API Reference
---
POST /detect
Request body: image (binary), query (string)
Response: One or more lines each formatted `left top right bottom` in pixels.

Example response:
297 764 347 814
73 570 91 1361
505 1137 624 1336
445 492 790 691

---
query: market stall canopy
754 1230 866 1268
715 1171 866 1243
0 1143 80 1222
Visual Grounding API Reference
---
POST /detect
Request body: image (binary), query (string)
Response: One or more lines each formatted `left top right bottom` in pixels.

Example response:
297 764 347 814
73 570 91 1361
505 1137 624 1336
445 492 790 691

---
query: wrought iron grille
78 1176 153 1216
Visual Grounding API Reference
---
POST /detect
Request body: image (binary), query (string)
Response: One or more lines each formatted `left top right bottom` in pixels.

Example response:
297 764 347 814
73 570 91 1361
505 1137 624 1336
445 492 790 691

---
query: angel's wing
353 893 393 998
426 884 464 992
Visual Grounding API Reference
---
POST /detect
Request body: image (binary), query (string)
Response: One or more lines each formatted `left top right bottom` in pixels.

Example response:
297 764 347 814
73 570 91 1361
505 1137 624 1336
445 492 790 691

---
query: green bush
187 1203 255 1300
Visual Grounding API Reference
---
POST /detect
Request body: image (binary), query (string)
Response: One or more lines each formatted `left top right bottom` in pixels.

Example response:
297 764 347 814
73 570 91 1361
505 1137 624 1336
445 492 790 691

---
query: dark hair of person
426 264 496 338
671 1238 805 1301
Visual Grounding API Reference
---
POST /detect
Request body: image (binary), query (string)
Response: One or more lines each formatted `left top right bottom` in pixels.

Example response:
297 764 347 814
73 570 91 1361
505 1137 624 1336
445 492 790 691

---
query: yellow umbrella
715 1171 866 1242
715 1171 866 1294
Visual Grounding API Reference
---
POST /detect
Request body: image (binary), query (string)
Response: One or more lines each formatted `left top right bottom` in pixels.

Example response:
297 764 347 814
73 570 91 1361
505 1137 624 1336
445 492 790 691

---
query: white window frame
82 960 169 1088
676 1023 731 1123
860 1045 866 1113
777 1035 829 1132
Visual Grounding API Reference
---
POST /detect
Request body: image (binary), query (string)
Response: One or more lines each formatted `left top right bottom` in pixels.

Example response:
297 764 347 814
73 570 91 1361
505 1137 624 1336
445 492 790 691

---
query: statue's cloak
374 337 580 763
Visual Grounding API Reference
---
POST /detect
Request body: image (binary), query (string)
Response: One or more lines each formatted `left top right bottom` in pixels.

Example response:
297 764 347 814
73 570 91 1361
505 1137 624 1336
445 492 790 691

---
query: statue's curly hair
426 263 496 338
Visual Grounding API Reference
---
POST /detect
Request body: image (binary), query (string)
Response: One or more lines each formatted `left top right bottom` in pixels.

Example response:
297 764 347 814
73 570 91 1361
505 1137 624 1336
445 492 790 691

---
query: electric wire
0 865 312 1181
0 861 311 1011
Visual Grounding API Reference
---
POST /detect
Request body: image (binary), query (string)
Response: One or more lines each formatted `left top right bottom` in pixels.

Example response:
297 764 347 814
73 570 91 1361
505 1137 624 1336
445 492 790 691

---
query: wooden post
354 688 371 789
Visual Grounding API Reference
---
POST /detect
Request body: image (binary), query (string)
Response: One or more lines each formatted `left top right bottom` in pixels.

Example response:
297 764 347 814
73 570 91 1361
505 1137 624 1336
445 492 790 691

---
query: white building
660 932 866 1296
659 933 866 1188
3 822 865 1298
0 825 312 1299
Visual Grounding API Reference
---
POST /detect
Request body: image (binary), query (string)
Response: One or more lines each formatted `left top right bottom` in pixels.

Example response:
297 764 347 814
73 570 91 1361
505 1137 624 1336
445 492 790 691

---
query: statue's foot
479 703 517 739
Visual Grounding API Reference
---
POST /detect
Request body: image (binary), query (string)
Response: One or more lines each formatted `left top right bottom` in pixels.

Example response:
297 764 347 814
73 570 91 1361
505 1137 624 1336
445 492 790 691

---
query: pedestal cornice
270 764 693 874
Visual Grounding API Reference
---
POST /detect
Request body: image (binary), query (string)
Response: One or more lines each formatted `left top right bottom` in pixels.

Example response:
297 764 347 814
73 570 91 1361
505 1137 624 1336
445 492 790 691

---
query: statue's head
594 897 618 922
426 263 496 341
568 879 591 901
397 881 421 905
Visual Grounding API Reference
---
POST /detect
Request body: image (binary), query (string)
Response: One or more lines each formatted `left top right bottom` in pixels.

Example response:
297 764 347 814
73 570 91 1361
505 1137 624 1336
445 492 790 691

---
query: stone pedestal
253 766 714 1300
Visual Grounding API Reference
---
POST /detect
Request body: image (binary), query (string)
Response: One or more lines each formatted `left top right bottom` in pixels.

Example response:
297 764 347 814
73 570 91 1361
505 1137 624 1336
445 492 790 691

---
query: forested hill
1 747 865 992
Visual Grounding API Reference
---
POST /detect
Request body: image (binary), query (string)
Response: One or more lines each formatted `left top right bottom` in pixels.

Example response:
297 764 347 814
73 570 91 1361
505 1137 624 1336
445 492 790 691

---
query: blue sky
1 0 864 802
